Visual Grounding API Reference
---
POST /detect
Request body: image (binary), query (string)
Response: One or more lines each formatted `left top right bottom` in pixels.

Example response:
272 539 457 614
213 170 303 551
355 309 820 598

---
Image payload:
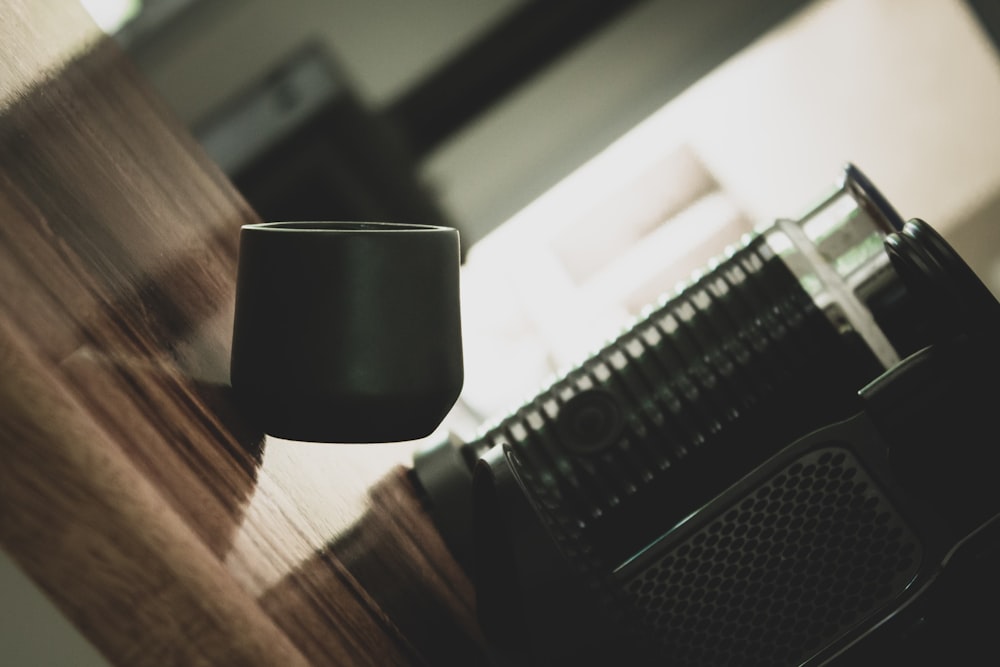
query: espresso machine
412 165 1000 666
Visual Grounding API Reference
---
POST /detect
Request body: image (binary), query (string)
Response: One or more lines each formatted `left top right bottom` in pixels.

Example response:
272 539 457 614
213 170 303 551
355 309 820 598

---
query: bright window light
79 0 142 34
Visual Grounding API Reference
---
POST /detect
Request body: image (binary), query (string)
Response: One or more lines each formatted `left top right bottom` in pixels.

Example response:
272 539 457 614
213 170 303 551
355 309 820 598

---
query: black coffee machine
414 165 1000 666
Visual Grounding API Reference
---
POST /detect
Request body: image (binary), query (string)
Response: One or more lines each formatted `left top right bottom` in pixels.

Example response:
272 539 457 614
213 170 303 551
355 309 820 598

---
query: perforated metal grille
622 447 921 667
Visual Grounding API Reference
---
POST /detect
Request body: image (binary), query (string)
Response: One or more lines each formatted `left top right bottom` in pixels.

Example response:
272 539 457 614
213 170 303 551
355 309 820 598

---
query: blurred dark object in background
195 44 451 230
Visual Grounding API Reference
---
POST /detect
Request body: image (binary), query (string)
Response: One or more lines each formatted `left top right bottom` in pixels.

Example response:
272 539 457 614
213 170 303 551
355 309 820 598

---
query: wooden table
0 1 487 664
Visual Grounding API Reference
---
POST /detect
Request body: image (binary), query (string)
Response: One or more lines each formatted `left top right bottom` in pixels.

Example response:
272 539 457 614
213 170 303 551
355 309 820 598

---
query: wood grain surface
0 1 486 664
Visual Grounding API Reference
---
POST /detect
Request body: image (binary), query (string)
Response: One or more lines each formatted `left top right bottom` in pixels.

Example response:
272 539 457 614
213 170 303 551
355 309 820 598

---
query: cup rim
242 221 453 233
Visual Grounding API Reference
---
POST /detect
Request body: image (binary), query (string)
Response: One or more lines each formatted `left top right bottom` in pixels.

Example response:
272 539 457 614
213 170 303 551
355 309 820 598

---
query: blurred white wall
453 0 1000 426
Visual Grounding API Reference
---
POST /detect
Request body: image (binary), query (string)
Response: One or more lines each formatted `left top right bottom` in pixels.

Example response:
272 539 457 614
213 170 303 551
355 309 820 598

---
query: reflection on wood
0 0 486 664
329 468 486 664
259 469 485 666
0 319 310 666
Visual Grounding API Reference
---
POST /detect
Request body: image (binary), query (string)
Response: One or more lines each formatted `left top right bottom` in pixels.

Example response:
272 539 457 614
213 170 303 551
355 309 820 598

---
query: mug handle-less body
230 221 463 443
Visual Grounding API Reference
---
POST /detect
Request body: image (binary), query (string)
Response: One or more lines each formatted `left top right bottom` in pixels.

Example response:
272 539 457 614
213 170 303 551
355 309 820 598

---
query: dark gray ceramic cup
230 221 463 443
